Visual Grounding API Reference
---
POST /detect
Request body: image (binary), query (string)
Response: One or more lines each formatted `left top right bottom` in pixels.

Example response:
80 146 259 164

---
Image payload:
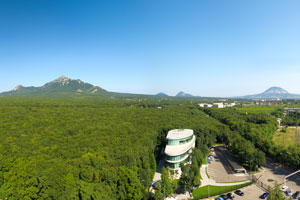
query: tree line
202 107 300 170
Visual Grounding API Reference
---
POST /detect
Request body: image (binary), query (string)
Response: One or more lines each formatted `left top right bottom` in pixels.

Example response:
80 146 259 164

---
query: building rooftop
166 129 194 140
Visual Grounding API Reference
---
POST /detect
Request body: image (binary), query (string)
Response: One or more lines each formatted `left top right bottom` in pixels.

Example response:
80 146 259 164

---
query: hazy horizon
1 0 300 96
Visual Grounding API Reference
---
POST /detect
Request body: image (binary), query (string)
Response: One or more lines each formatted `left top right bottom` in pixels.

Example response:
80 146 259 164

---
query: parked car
226 192 234 199
215 197 223 200
286 189 292 196
293 191 300 199
260 192 269 199
220 194 229 200
280 185 289 192
234 190 244 196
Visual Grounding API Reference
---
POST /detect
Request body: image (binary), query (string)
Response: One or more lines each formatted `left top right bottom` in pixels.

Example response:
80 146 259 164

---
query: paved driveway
255 159 300 193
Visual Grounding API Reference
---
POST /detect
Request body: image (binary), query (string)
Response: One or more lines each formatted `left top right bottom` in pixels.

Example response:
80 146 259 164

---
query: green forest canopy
1 97 300 200
0 97 227 199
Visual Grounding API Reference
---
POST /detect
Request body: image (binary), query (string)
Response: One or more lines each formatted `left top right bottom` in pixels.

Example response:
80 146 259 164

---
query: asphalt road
256 159 300 193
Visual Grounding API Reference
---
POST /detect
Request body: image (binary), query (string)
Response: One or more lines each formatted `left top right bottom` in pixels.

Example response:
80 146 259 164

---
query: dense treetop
1 96 300 199
0 97 226 199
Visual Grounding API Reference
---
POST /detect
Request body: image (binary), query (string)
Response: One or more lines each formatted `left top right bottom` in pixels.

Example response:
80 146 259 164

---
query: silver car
286 189 292 196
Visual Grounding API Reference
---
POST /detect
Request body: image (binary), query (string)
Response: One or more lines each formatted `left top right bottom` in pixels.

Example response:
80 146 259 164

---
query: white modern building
164 129 196 176
198 103 213 107
213 102 224 108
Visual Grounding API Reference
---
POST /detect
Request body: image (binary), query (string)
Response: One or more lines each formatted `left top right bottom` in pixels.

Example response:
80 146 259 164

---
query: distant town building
229 102 236 107
199 102 236 108
164 129 196 177
198 103 212 107
224 102 236 107
260 101 283 105
283 108 300 116
213 102 224 108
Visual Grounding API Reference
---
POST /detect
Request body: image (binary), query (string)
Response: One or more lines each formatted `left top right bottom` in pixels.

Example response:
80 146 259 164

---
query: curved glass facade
165 129 195 170
167 136 193 146
167 156 190 169
167 151 188 162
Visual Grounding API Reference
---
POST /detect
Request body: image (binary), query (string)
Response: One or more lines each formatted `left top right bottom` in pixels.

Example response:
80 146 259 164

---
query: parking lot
202 184 265 200
234 184 265 200
202 146 267 200
201 146 300 200
208 146 248 183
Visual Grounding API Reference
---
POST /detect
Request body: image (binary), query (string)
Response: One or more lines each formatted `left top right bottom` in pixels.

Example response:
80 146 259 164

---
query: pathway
153 155 166 182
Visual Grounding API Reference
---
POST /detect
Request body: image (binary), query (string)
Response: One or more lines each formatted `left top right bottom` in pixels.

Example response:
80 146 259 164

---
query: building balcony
166 153 190 164
164 135 195 157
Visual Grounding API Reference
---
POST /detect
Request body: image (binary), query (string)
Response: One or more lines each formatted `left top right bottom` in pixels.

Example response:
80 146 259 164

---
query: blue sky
1 0 300 97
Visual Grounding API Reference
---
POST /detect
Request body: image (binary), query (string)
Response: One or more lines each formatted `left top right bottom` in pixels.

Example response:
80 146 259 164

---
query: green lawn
216 180 248 184
273 127 300 147
202 157 208 165
192 182 253 200
199 171 202 180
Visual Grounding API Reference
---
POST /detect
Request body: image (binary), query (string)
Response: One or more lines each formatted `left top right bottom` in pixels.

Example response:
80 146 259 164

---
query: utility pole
295 121 298 145
295 118 300 145
250 160 252 181
207 154 210 198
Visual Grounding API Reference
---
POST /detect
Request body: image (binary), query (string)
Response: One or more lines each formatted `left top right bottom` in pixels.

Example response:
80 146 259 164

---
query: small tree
179 164 188 192
193 174 201 187
161 167 173 197
267 181 287 200
152 182 163 200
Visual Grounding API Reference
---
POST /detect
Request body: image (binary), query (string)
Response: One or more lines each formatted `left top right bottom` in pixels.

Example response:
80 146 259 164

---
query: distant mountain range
1 77 300 100
0 76 196 98
0 76 107 96
239 87 300 99
155 91 194 97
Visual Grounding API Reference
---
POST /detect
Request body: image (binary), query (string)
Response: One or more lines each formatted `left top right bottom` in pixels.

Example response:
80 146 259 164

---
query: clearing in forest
273 126 300 147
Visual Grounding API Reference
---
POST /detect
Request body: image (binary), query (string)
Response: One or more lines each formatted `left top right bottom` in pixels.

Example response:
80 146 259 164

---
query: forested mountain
0 77 195 99
176 91 193 97
156 92 168 97
0 76 107 96
239 86 300 99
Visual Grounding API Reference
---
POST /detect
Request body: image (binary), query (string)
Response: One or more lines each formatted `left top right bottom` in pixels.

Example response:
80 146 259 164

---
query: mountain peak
176 91 193 97
57 75 70 80
240 86 300 99
13 85 23 91
51 76 71 84
43 76 88 88
263 87 288 94
156 92 168 97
